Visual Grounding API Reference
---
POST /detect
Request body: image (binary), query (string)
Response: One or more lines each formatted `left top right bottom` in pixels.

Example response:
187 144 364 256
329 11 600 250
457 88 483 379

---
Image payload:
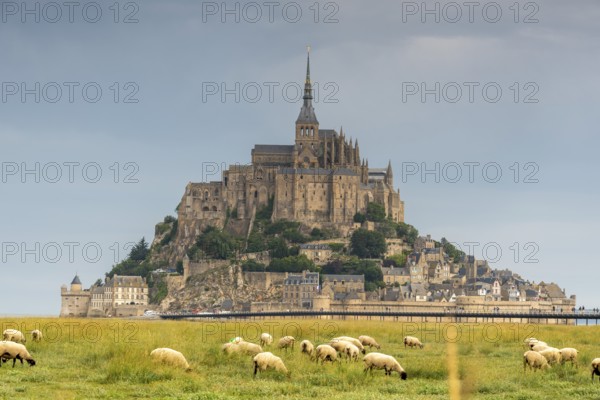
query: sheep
329 339 353 357
345 342 360 362
238 341 263 356
528 341 548 350
531 344 551 352
300 340 315 359
315 344 338 364
559 348 578 366
359 335 381 350
2 329 26 344
222 342 241 355
150 348 191 371
591 358 600 382
277 336 295 352
230 336 244 344
31 330 43 343
538 348 562 365
332 336 366 354
403 336 424 349
253 352 290 377
259 333 273 347
0 341 36 367
363 352 407 380
523 350 550 373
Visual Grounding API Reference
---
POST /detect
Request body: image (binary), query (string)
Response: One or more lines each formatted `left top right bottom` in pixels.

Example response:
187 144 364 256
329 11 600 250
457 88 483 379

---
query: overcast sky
1 0 598 315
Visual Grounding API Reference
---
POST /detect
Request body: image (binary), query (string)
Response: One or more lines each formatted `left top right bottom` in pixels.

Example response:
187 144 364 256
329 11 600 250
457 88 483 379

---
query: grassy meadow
1 318 600 399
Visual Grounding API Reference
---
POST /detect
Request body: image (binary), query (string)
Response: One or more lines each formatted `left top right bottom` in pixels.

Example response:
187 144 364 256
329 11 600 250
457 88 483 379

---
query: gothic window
204 191 209 200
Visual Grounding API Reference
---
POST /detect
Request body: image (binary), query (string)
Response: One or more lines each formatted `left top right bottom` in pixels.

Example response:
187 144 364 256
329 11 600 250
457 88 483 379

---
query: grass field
1 318 600 399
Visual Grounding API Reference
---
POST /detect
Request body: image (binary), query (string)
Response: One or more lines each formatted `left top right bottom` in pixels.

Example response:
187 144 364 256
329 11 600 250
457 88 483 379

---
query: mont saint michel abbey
177 52 404 241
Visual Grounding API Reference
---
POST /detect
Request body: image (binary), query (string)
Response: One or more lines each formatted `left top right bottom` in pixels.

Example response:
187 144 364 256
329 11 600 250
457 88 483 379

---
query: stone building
321 274 365 301
177 50 404 247
298 243 333 264
60 274 148 317
283 270 319 308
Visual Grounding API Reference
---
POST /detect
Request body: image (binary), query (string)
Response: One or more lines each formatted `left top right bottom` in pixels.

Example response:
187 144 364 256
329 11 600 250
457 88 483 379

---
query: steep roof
71 275 82 285
253 144 295 154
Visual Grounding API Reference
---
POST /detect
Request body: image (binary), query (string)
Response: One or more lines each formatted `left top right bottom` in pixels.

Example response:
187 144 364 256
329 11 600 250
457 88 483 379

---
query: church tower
295 47 320 168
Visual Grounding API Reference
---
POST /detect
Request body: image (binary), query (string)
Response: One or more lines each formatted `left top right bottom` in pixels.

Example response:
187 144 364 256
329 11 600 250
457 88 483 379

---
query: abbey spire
296 46 318 125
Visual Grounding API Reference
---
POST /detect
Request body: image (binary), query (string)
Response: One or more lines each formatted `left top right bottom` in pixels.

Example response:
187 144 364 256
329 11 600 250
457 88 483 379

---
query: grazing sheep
329 339 353 357
559 348 578 366
300 340 315 359
332 336 366 354
222 342 241 355
403 336 424 349
359 335 381 350
538 348 562 365
150 348 191 371
363 352 407 380
528 341 548 350
315 344 338 364
277 336 295 352
345 342 360 362
523 350 550 373
253 352 290 377
0 341 35 367
531 344 550 352
230 337 244 344
238 341 263 356
259 333 273 347
591 358 600 382
2 329 26 344
31 330 43 343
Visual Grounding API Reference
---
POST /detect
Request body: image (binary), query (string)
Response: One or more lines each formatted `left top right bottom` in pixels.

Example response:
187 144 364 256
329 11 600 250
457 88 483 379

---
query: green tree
396 222 418 246
366 202 386 222
195 226 235 259
384 253 407 268
353 212 366 223
268 254 316 273
268 237 289 259
241 259 266 272
350 229 387 259
129 238 150 261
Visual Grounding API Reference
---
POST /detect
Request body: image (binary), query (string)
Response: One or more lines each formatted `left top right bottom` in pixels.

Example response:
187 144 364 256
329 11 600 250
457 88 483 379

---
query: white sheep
359 335 381 350
332 336 365 354
150 348 191 371
403 336 423 349
253 352 290 377
528 341 548 350
259 333 273 347
0 341 36 367
345 342 360 362
559 348 578 366
238 341 263 356
329 339 353 356
591 358 600 382
230 336 244 344
31 330 43 343
530 344 550 352
523 350 550 373
300 340 315 359
538 348 562 365
222 342 241 355
2 329 26 344
277 336 295 352
363 352 407 380
315 344 338 364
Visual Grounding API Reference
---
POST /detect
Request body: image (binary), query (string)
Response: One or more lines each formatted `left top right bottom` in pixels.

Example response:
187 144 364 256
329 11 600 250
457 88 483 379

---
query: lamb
332 336 366 354
528 341 548 350
253 352 290 377
0 341 36 367
31 330 43 343
150 348 191 371
530 344 550 352
345 342 360 362
403 336 424 349
300 340 315 359
238 341 263 356
259 333 273 347
315 344 338 364
363 352 407 380
559 348 578 366
538 348 562 365
359 335 381 350
277 336 295 352
523 350 550 373
2 329 26 344
591 358 600 382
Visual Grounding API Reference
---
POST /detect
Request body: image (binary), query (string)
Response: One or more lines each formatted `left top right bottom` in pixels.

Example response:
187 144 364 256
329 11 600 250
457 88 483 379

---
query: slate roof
253 145 295 154
318 129 337 139
71 275 82 285
300 244 331 250
322 274 364 282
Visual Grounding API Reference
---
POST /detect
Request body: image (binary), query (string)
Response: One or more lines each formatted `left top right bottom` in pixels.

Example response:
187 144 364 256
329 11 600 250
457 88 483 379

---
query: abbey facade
177 52 404 242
